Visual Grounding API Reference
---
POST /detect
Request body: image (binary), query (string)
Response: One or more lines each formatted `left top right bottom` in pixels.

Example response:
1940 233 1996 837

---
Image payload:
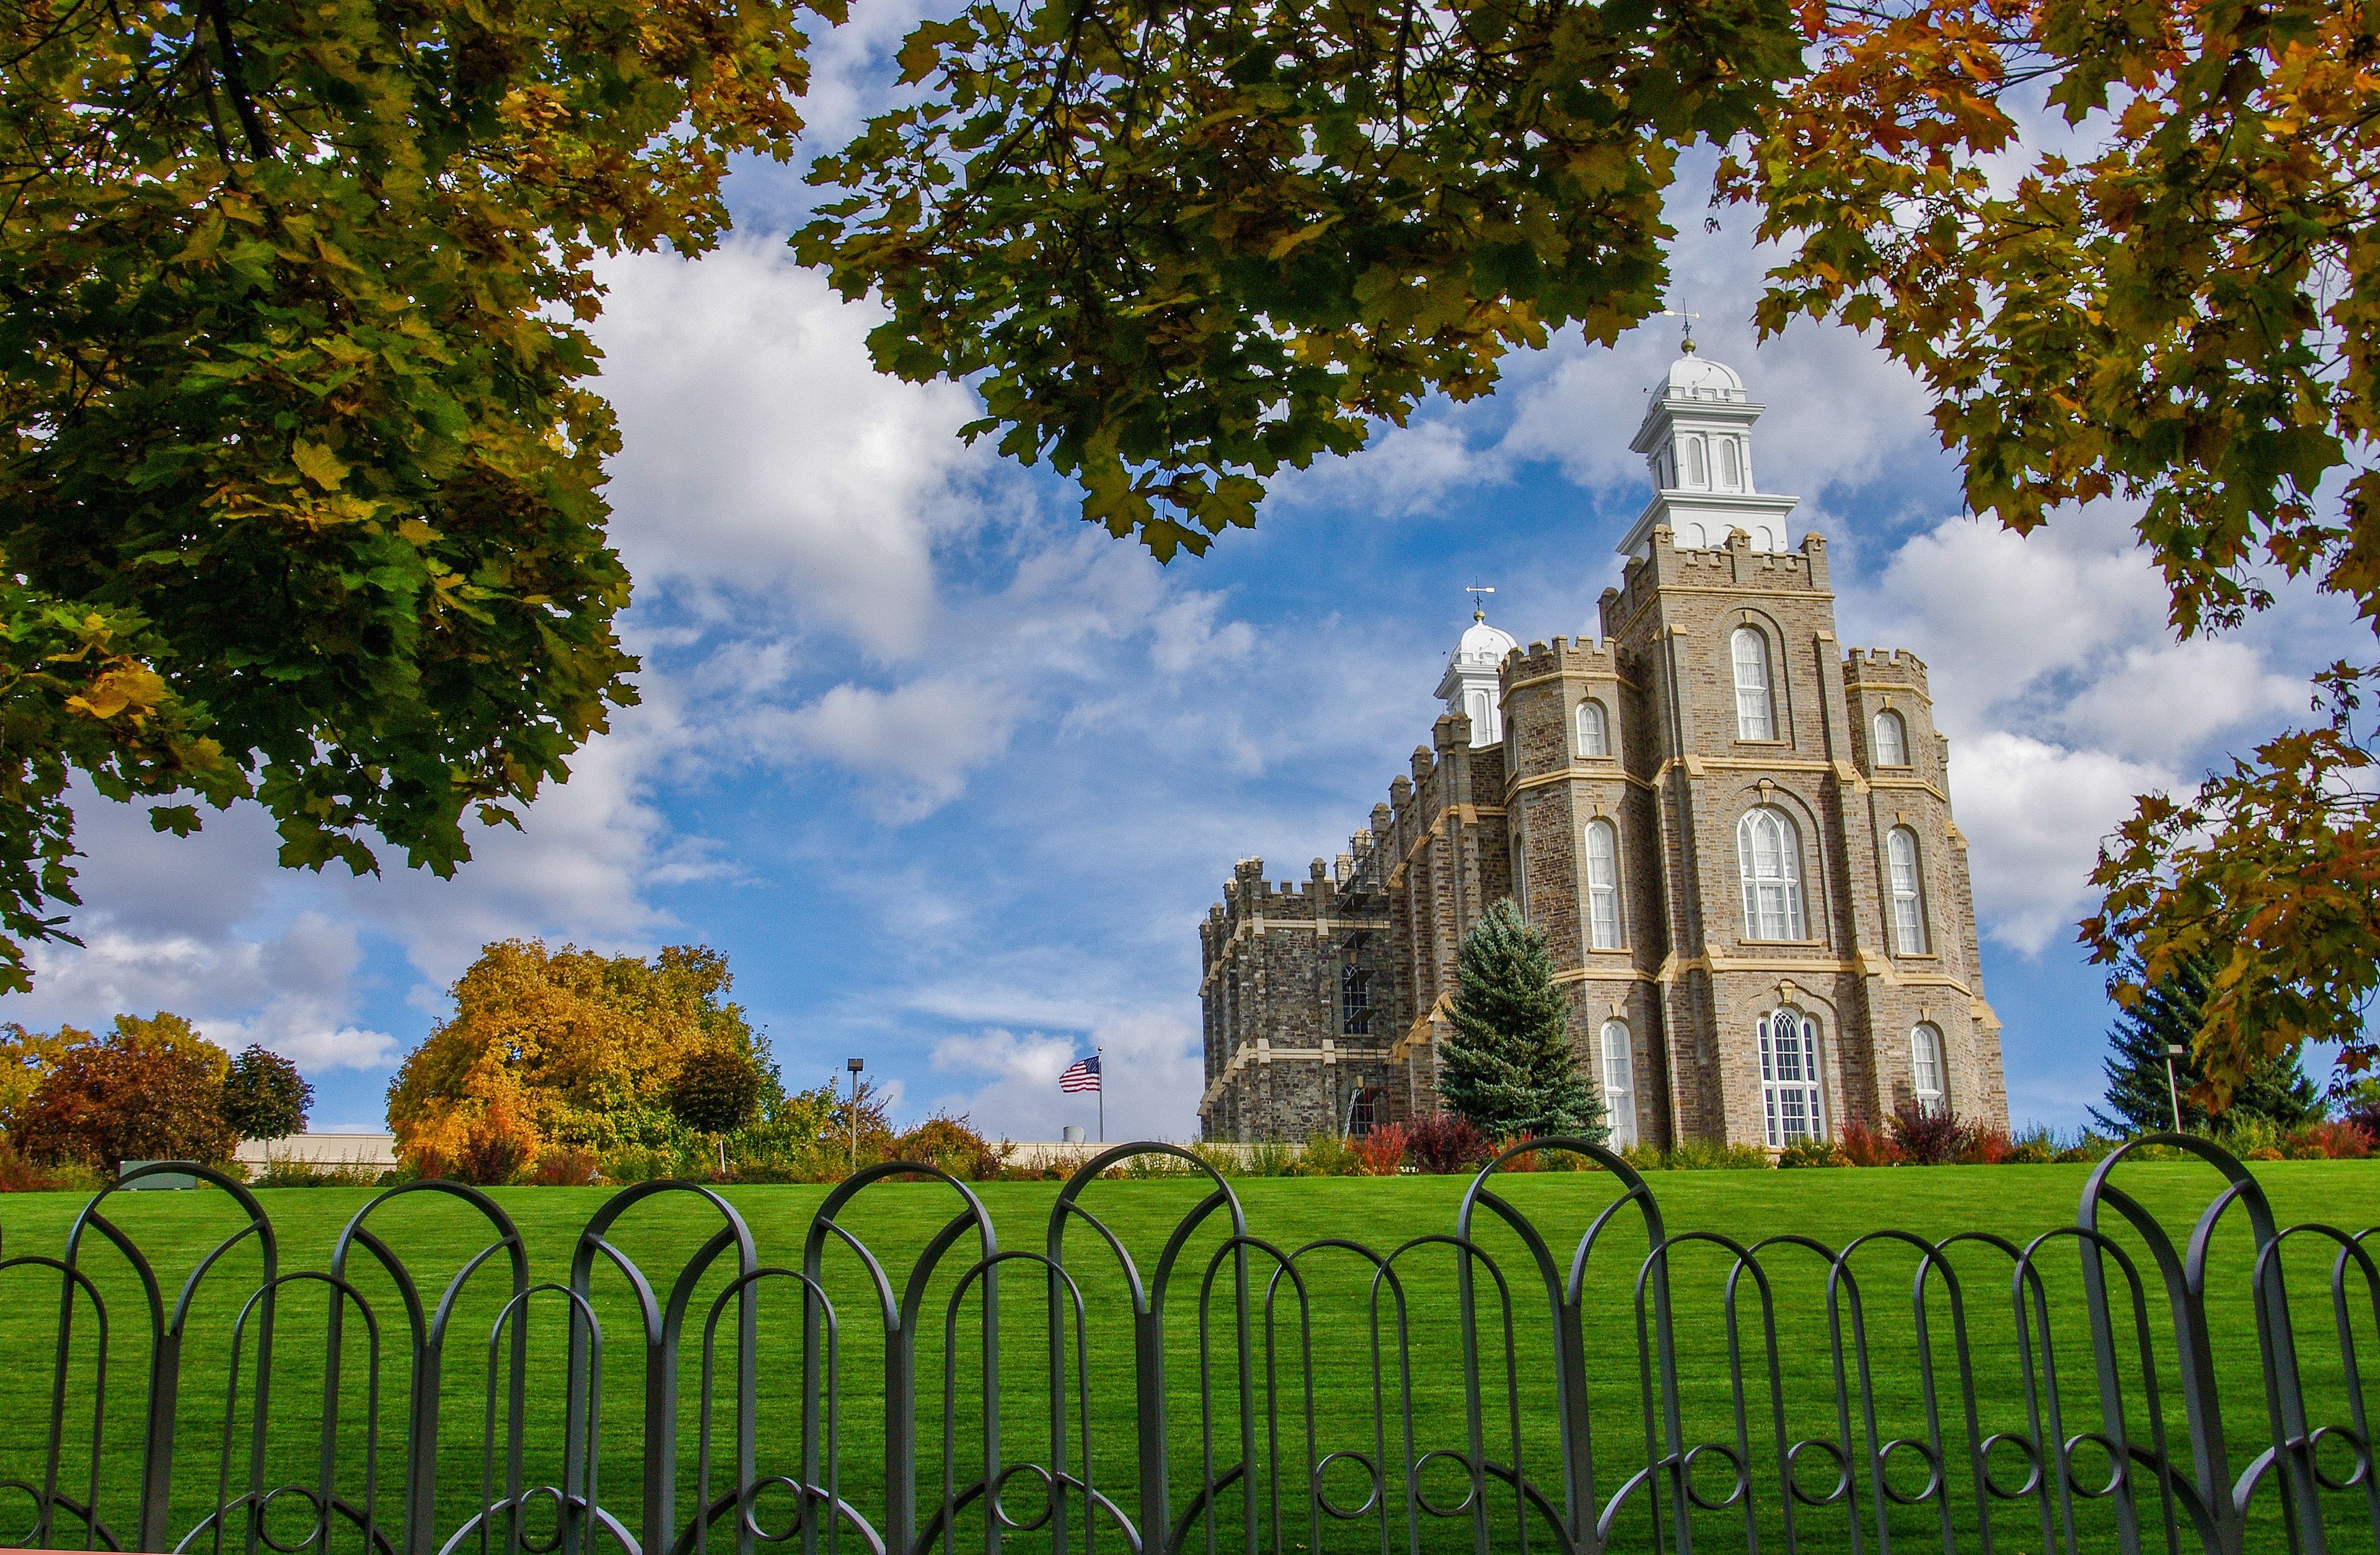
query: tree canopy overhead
0 0 829 990
797 0 1802 560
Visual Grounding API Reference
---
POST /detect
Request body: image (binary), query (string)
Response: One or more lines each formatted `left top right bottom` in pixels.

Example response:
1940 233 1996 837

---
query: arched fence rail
0 1135 2373 1555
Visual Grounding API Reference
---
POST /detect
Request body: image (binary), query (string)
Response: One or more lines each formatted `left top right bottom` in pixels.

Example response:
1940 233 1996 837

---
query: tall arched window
1737 808 1807 940
1601 1020 1638 1149
1682 436 1708 487
1717 438 1742 490
1887 827 1929 954
1872 708 1908 767
1466 689 1494 742
1759 1008 1825 1147
1511 831 1528 921
1577 699 1610 758
1730 627 1775 741
1911 1023 1946 1116
1584 819 1623 949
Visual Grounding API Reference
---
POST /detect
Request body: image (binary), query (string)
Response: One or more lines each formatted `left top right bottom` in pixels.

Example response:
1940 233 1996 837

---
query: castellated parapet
1199 344 2007 1144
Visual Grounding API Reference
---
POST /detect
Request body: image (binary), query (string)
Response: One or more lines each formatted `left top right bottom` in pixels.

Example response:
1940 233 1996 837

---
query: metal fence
1 1135 2375 1555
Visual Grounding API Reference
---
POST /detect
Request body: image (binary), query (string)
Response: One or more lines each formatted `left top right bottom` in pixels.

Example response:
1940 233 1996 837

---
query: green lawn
1 1159 2375 1554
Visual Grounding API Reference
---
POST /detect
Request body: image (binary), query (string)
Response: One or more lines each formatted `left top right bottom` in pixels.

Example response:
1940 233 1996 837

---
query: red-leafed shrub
1836 1121 1901 1168
0 1139 61 1192
2288 1122 2373 1160
1963 1127 2015 1165
1353 1124 1409 1176
1494 1134 1540 1171
1406 1113 1489 1174
532 1149 601 1186
1889 1101 1973 1165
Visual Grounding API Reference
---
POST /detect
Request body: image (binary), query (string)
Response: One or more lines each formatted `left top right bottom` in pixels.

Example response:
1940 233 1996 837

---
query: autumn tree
0 0 829 992
386 940 775 1169
220 1045 314 1142
1439 901 1604 1142
15 1015 236 1171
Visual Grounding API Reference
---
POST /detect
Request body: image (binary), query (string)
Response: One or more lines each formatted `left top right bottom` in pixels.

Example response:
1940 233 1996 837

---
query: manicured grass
1 1159 2375 1554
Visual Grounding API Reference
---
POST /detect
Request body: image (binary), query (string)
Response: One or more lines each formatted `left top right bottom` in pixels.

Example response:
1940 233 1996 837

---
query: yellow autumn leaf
291 439 349 490
397 518 443 545
64 664 167 721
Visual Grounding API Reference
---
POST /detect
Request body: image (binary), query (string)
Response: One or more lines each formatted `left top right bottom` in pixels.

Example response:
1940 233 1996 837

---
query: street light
2164 1042 2187 1135
846 1057 865 1173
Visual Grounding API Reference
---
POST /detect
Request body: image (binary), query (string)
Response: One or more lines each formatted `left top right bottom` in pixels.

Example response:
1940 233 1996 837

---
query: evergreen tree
1439 901 1605 1142
2092 951 2322 1135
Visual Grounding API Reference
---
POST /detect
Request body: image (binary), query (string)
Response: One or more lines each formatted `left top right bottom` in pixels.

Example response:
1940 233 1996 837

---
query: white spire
1434 604 1517 748
1616 336 1799 559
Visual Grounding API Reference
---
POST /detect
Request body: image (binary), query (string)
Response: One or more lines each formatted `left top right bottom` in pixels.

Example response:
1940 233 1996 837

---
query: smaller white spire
1436 603 1517 748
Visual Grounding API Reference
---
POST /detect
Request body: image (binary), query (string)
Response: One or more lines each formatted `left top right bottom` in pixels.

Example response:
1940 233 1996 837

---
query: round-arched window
1873 709 1908 767
1577 699 1610 758
1731 627 1775 741
1737 807 1807 940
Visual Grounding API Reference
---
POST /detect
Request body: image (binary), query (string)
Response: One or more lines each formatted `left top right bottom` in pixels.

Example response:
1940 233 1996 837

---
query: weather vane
1657 306 1701 353
1465 583 1496 622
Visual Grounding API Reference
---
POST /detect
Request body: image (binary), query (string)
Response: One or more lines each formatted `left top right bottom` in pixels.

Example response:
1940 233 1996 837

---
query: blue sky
2 19 2366 1139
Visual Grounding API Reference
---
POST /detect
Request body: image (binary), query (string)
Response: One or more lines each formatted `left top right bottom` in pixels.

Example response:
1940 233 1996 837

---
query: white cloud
925 1012 1204 1141
1946 734 2171 955
15 902 394 1073
591 240 991 658
782 676 1021 818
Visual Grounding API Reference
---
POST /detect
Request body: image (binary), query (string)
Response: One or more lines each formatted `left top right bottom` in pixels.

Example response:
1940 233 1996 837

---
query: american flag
1059 1055 1102 1093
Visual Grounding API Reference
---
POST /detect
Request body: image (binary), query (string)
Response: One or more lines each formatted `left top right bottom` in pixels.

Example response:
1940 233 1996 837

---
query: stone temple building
1197 342 2010 1148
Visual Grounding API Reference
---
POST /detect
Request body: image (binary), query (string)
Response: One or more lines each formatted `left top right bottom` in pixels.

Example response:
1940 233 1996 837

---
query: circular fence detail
254 1484 327 1554
2061 1432 2130 1500
988 1461 1058 1534
513 1484 572 1554
739 1476 814 1544
1785 1438 1853 1508
1410 1450 1480 1518
1681 1442 1752 1512
2311 1424 2373 1492
1978 1432 2044 1499
1311 1451 1382 1520
1877 1437 1944 1507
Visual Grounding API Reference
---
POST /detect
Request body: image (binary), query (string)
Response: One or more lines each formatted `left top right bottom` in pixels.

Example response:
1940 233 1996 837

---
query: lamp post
2164 1042 2187 1134
846 1057 865 1173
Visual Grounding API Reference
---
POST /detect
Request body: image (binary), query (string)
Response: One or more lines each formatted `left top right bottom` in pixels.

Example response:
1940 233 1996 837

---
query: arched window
1911 1023 1946 1116
1466 689 1494 742
1730 627 1775 741
1601 1020 1638 1149
1511 831 1528 921
1758 1008 1825 1147
1737 808 1807 940
1584 819 1623 949
1681 435 1708 487
1577 699 1610 758
1887 827 1929 954
1872 709 1908 767
1717 438 1742 490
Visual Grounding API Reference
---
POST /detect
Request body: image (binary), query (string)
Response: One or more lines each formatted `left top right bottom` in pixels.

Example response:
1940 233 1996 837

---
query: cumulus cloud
925 1012 1204 1141
592 241 990 658
1946 733 2173 954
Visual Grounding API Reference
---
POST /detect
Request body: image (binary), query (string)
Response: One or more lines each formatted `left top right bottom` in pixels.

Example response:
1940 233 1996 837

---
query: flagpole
1097 1044 1105 1142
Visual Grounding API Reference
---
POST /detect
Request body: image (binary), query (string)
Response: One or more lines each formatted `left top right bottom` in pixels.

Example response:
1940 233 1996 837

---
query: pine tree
1439 901 1606 1142
2092 950 2321 1135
